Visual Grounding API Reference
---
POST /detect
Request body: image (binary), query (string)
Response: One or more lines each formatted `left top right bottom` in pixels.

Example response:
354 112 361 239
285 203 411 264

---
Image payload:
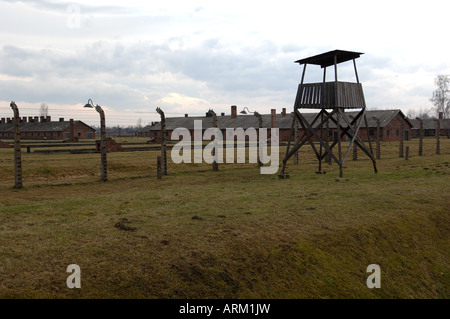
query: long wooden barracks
0 116 95 140
138 105 413 143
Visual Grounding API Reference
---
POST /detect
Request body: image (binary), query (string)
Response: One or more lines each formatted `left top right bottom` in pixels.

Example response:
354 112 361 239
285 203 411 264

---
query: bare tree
410 108 432 120
430 75 450 119
417 112 431 120
39 103 49 117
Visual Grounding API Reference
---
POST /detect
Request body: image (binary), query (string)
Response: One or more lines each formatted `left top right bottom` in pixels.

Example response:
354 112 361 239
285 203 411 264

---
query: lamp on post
240 107 254 115
240 107 263 166
240 107 262 127
84 99 107 181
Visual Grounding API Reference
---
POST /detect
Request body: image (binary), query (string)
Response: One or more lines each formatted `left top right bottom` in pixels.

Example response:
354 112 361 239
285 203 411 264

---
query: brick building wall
382 113 410 141
69 121 95 140
0 118 95 140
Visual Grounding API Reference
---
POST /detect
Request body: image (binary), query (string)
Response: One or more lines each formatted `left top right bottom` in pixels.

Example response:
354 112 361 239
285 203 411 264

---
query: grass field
0 137 449 298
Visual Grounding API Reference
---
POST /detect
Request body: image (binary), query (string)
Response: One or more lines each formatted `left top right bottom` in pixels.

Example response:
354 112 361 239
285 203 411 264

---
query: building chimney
439 112 443 119
1 118 5 124
185 114 188 117
34 116 39 123
22 117 27 123
28 116 33 123
40 116 45 122
59 118 64 122
281 108 286 116
271 109 276 128
231 105 237 119
7 118 12 124
46 116 51 122
221 112 225 116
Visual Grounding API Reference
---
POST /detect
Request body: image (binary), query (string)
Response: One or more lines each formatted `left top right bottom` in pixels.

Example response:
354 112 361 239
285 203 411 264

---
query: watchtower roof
295 50 364 68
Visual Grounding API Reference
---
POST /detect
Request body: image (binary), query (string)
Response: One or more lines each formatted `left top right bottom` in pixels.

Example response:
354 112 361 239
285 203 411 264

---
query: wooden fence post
98 106 107 182
417 118 423 156
254 111 263 167
399 121 404 158
156 107 167 175
157 156 162 179
435 119 440 155
208 109 219 171
10 101 23 189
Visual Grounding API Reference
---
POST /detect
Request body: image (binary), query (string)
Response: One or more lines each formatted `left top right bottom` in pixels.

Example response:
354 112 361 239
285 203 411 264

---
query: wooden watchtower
279 50 377 178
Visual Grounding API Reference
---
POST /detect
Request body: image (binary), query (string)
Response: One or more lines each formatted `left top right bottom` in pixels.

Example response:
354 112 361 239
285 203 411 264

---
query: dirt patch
114 218 137 231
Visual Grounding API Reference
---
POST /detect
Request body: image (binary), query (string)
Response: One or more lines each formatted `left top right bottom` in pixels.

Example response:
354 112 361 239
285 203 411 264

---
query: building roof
409 118 450 130
145 109 412 131
346 109 413 128
0 120 95 132
295 50 364 68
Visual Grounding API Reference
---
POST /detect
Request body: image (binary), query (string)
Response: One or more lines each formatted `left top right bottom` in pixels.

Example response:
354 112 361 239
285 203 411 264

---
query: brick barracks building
409 113 450 139
138 105 414 143
0 116 96 140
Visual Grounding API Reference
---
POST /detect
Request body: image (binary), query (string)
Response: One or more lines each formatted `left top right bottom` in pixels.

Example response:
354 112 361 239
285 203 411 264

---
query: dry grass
0 137 449 298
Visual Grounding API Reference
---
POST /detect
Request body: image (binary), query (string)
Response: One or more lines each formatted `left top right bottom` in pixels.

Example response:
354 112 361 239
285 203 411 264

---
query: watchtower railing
295 82 366 109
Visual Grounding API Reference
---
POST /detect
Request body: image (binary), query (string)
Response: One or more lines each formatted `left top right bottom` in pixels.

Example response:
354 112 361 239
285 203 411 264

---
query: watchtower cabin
279 49 377 178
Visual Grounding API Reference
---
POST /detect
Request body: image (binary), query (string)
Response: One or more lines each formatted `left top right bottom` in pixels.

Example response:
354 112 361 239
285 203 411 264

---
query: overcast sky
0 0 449 126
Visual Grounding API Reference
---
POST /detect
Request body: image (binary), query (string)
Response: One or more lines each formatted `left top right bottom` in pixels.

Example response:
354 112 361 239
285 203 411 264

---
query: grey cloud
160 39 300 92
0 39 314 110
82 39 299 92
0 46 59 77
